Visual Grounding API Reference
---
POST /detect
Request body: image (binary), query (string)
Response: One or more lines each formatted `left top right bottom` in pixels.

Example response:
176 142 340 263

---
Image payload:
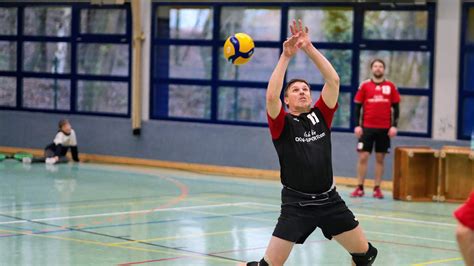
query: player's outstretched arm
292 19 340 108
266 27 302 119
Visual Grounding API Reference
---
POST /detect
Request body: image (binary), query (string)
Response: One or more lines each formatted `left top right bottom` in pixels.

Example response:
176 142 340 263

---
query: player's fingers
289 24 295 35
292 19 297 33
305 26 309 33
298 19 303 32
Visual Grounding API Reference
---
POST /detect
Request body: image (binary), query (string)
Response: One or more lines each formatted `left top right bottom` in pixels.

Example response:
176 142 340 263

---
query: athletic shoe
350 187 364 197
373 187 384 199
45 158 56 164
22 157 32 164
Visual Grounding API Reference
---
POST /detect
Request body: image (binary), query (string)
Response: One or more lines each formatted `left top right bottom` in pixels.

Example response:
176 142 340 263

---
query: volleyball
223 33 255 65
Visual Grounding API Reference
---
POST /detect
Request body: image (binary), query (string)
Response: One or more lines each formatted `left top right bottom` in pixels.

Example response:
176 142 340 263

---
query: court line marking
107 202 456 249
0 202 252 226
246 202 457 227
364 231 456 244
0 228 234 264
411 257 463 265
109 226 274 246
0 193 230 215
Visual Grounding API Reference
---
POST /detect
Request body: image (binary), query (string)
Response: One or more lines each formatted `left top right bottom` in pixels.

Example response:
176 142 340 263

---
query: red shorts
454 191 474 230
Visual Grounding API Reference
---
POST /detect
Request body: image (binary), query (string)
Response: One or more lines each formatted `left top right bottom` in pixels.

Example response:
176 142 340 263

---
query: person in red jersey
243 19 377 266
350 59 400 199
454 191 474 266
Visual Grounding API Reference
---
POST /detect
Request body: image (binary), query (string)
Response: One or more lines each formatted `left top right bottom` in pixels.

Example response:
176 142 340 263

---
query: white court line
364 230 456 244
245 202 457 227
0 202 252 226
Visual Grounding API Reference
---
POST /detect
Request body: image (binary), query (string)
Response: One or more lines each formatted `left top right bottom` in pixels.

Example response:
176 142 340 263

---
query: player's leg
373 129 390 198
333 226 377 266
352 129 373 197
456 222 474 266
243 236 294 266
318 191 377 265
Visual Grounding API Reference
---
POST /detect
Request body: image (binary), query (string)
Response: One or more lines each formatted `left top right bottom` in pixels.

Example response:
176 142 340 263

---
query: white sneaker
22 157 32 164
45 158 56 164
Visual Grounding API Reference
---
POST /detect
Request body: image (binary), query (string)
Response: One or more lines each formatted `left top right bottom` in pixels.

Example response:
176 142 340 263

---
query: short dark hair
284 78 311 97
370 58 385 68
58 119 70 129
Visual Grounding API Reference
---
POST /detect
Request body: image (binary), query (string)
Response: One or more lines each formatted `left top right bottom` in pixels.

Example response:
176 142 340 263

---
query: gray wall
0 110 469 180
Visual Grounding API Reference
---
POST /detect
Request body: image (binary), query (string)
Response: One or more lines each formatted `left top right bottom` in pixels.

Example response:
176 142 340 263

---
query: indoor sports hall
0 1 473 265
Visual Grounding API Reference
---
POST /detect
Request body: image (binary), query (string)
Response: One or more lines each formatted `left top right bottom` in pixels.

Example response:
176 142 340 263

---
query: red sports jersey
354 79 400 129
454 191 474 230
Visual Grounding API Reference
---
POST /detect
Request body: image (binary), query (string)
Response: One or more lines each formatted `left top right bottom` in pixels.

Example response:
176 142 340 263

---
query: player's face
61 123 72 135
285 82 312 112
371 61 385 79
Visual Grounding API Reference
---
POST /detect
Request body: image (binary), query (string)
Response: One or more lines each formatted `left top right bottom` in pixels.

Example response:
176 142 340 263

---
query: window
0 3 131 116
459 4 474 139
359 7 434 136
151 3 435 136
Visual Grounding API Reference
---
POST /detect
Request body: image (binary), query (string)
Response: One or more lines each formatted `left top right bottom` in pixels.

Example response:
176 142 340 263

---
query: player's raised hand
282 32 302 58
290 19 311 50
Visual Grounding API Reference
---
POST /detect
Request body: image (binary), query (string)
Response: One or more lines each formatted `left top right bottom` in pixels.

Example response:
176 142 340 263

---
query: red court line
117 256 188 266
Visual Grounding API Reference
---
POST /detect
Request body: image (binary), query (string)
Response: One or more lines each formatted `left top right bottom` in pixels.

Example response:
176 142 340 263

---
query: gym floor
0 161 463 265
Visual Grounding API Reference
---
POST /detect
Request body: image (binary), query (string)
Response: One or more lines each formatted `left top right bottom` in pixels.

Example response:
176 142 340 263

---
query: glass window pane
24 7 71 37
398 95 428 133
288 7 353 43
156 7 213 39
363 11 428 40
220 7 280 41
332 92 351 128
463 52 474 91
23 42 70 73
218 87 266 123
0 41 16 71
155 45 212 79
462 97 474 138
0 77 16 107
0 8 17 35
77 80 128 114
219 47 279 82
288 49 352 85
80 9 126 35
168 84 211 119
466 8 474 44
22 78 70 110
359 50 430 89
77 43 129 76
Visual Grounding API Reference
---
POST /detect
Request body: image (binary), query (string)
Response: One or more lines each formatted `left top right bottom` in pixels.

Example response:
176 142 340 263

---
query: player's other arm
267 26 301 119
295 19 339 108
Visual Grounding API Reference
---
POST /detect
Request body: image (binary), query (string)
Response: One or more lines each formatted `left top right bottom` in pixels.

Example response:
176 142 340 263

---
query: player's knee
375 155 385 163
359 152 370 162
246 256 271 266
351 242 377 266
456 224 471 242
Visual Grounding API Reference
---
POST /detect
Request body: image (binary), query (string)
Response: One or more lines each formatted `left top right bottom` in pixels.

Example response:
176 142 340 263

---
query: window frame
458 3 474 140
0 2 132 117
150 2 435 137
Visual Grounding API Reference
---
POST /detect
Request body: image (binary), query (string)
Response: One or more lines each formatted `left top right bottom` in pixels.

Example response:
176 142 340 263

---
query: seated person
24 119 80 164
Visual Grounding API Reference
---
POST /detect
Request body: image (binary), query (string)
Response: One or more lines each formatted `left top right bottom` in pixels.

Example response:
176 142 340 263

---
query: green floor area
0 160 463 265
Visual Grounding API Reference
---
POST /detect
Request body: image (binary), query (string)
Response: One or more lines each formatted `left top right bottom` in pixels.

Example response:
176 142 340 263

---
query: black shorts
357 128 390 153
272 187 359 244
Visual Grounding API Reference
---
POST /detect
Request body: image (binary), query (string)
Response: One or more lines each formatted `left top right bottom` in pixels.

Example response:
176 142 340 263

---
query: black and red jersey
267 96 338 194
354 79 400 129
